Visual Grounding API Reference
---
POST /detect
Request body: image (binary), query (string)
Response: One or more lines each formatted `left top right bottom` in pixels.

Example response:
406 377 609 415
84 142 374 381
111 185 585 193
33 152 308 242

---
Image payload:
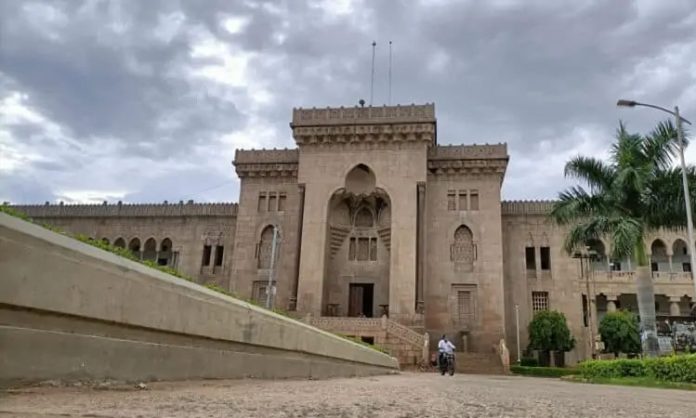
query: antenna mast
370 41 376 106
388 41 392 105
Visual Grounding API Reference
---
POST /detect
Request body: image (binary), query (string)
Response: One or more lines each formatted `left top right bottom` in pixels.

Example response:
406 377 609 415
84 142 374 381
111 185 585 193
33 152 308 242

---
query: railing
307 315 426 352
592 271 693 283
308 316 383 332
386 319 424 347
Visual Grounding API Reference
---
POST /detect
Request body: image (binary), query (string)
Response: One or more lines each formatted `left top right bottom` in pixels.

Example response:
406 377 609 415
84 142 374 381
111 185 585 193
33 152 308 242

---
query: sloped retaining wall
0 213 398 388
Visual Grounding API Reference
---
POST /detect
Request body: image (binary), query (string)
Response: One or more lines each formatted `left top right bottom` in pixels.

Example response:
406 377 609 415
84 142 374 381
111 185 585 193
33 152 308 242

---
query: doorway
349 283 374 317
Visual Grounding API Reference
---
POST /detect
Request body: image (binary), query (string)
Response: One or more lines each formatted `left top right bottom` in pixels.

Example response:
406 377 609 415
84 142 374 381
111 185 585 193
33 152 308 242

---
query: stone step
452 352 506 375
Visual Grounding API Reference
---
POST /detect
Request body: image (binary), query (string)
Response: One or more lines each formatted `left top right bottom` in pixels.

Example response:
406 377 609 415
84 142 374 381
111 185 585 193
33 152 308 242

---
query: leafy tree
550 120 696 356
528 310 576 358
599 310 641 356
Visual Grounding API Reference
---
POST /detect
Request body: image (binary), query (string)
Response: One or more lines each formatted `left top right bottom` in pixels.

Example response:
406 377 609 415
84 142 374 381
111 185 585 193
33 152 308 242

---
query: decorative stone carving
451 225 475 270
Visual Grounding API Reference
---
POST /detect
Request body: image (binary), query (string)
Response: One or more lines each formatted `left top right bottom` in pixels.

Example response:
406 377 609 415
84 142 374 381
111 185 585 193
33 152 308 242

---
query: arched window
451 225 475 269
355 207 374 227
258 226 278 269
114 238 126 248
159 238 173 266
128 238 141 257
101 238 110 246
143 238 157 261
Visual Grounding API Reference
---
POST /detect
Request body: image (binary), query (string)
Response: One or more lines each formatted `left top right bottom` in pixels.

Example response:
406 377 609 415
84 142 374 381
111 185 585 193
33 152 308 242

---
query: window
268 192 277 211
458 191 467 211
215 245 224 266
349 237 356 260
581 295 588 327
540 247 550 270
469 190 479 210
451 225 475 268
457 291 474 324
447 190 456 211
252 281 275 305
611 261 622 271
525 247 536 270
684 262 692 273
202 245 212 267
651 262 658 272
278 193 287 211
370 237 377 261
532 291 549 313
357 237 370 261
258 193 267 212
258 226 276 269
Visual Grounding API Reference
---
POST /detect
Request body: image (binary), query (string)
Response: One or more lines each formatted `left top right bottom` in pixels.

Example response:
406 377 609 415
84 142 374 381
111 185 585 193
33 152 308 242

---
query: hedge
579 354 696 383
510 366 579 377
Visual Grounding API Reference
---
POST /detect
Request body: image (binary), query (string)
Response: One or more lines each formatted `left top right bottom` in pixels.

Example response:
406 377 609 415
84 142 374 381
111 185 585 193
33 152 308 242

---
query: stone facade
13 103 696 366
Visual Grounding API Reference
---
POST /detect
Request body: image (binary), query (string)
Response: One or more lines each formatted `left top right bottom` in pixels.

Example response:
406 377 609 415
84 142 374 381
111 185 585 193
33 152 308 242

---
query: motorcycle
439 352 455 376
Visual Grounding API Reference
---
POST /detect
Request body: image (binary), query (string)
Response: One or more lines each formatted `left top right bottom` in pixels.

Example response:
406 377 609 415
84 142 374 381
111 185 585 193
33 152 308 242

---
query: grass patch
511 365 579 378
564 375 696 391
337 334 391 355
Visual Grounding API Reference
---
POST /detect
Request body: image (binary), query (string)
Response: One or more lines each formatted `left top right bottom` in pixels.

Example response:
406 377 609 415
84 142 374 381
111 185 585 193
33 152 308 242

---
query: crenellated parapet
291 104 435 127
501 200 556 215
12 201 239 218
427 144 508 176
233 148 299 178
291 104 437 147
428 143 507 160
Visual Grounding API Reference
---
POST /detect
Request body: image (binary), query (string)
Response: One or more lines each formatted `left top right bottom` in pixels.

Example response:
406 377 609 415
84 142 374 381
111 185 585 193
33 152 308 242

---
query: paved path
1 373 695 417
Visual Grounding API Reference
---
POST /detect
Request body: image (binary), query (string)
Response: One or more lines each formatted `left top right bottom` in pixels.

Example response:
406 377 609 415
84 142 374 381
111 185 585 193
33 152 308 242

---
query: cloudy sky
2 0 696 204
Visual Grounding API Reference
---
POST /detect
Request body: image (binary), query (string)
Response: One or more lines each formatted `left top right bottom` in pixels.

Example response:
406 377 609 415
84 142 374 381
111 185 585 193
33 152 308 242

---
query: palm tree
551 120 695 357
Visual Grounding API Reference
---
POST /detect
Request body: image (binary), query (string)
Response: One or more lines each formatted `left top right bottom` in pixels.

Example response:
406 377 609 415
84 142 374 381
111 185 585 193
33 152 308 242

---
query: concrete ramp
0 213 398 388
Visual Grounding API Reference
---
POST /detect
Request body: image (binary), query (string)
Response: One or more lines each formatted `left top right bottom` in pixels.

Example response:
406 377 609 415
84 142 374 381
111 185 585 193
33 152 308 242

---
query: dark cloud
2 0 696 203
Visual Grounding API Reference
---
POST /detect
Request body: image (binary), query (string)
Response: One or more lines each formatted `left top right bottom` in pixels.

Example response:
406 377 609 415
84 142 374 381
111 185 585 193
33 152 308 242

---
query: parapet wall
0 213 398 387
501 200 556 215
291 104 436 127
428 143 508 160
11 202 238 218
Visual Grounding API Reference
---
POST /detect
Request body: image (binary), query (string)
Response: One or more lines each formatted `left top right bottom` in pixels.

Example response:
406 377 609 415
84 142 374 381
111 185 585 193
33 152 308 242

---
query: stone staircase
454 352 507 375
306 315 426 366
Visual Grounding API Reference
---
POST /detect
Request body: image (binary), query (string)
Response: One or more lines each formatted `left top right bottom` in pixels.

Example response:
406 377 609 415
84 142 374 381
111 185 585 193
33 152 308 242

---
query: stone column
415 182 426 313
296 185 330 316
668 255 673 273
388 181 418 322
290 184 306 311
669 296 682 317
606 295 617 313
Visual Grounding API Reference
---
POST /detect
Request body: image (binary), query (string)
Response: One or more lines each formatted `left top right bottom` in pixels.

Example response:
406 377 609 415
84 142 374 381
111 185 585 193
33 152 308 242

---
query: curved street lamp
617 100 696 300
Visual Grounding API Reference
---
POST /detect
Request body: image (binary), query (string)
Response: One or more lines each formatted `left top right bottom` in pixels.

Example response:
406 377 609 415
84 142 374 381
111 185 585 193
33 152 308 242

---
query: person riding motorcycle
437 335 456 369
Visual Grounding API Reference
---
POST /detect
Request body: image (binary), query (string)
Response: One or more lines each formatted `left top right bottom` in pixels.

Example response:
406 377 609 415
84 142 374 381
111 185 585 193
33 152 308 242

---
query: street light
265 225 281 310
617 100 696 300
574 248 598 359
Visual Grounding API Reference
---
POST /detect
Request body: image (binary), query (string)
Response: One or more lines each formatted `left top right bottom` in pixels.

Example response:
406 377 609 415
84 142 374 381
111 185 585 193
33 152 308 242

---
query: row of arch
103 237 174 264
586 238 692 258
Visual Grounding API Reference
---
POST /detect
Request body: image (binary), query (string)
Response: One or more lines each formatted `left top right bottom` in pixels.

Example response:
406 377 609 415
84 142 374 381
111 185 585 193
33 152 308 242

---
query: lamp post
574 248 598 359
265 226 280 310
617 100 696 299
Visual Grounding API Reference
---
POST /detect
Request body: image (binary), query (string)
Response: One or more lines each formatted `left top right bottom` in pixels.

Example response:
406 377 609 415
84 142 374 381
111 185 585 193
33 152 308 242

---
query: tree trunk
634 265 659 357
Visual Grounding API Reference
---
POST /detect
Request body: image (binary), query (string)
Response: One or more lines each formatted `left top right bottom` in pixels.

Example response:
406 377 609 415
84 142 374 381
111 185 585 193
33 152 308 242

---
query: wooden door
349 285 364 317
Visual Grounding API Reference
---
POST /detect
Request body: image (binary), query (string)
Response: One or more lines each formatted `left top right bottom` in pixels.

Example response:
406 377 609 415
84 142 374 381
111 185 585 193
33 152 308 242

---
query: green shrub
510 366 579 377
598 310 640 356
528 310 575 354
519 357 539 367
579 354 696 383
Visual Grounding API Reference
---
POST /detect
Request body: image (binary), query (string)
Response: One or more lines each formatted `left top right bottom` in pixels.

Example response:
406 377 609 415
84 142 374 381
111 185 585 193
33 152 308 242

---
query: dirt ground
1 372 695 417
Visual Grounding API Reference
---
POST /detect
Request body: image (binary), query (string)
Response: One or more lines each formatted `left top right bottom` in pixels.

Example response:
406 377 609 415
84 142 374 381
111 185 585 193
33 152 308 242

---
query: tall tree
551 121 694 356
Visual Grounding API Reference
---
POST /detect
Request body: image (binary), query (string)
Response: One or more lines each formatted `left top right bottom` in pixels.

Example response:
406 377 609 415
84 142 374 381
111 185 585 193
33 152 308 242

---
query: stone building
13 103 696 368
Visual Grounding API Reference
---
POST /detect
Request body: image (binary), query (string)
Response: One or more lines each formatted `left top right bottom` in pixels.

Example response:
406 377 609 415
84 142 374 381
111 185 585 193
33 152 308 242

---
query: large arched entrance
322 164 391 317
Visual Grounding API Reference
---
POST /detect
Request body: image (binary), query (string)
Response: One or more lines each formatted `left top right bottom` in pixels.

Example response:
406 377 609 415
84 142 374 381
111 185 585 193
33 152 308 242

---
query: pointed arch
451 225 475 270
143 238 157 261
114 237 126 248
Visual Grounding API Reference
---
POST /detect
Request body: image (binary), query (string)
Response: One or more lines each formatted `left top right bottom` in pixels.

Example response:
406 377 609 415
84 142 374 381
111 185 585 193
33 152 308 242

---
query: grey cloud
2 0 696 204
